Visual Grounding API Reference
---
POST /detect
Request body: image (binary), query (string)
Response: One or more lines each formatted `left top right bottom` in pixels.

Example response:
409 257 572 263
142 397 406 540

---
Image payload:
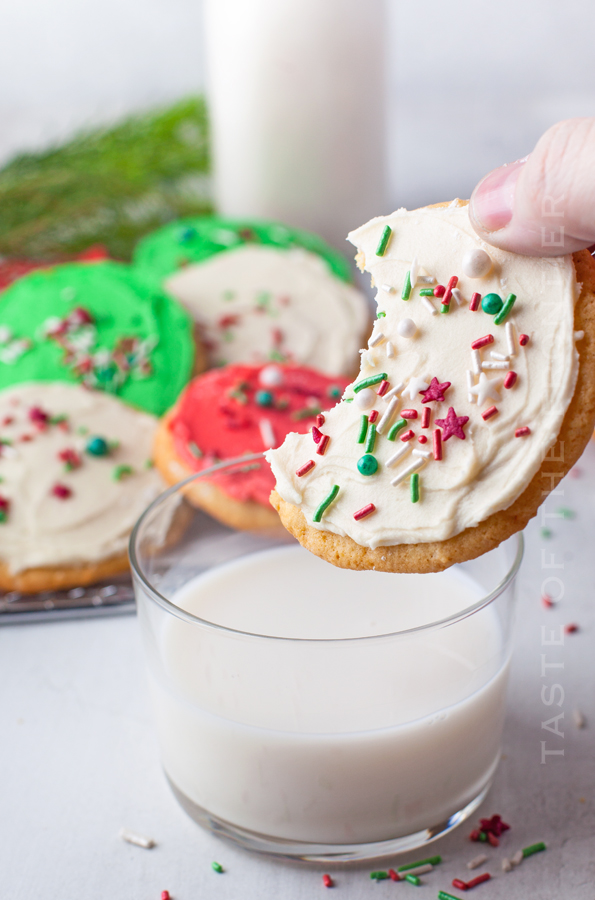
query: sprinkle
451 288 464 307
316 414 325 427
58 448 82 471
422 296 438 315
358 415 369 443
441 276 458 307
377 398 400 434
452 879 468 890
419 275 435 284
410 257 419 288
505 321 516 356
212 861 224 873
369 332 386 347
398 318 417 338
481 292 503 315
387 418 407 441
466 370 475 402
482 406 498 420
471 350 482 375
490 351 508 360
370 871 389 881
417 434 428 445
353 374 387 393
440 300 450 314
357 454 378 476
574 330 585 340
322 874 333 888
113 464 134 481
401 429 415 442
504 371 517 389
388 869 399 881
573 708 586 728
435 407 469 440
413 447 431 459
119 827 156 849
522 842 546 859
398 856 442 872
494 293 517 324
355 388 376 410
467 855 487 870
390 455 425 487
487 832 499 847
519 333 530 346
401 409 418 419
410 472 420 503
188 442 202 458
328 385 342 399
376 225 392 256
404 874 421 885
51 483 73 499
467 873 491 888
161 892 170 900
471 334 494 350
365 423 377 453
354 503 376 521
515 426 531 437
482 361 509 370
316 434 330 455
511 850 524 866
565 623 579 634
434 284 446 298
433 428 442 460
541 527 552 538
404 375 429 400
502 858 512 873
542 593 554 608
296 460 316 477
469 292 481 312
438 893 460 900
384 381 405 401
369 410 379 424
255 389 274 407
401 271 412 300
557 506 575 519
386 341 396 358
419 288 434 296
420 377 451 404
259 418 276 449
387 444 412 467
381 283 395 293
376 379 390 396
421 407 431 428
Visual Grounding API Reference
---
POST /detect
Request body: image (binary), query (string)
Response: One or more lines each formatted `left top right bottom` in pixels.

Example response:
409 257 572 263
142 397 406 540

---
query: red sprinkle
418 434 428 444
161 892 171 900
487 832 499 847
315 414 325 427
29 406 50 428
376 379 390 396
369 410 379 424
469 829 480 842
441 275 458 307
482 406 498 420
469 292 481 311
434 284 446 298
400 429 415 442
58 448 82 470
515 426 531 437
401 409 418 419
433 428 442 460
353 503 376 521
421 407 431 429
322 874 333 888
519 333 530 346
296 460 316 477
467 873 491 889
471 334 494 350
504 371 517 389
51 483 72 500
20 434 33 442
479 815 510 837
452 879 468 890
388 869 399 882
312 426 323 444
543 594 554 609
316 435 330 455
565 623 579 634
2 416 13 426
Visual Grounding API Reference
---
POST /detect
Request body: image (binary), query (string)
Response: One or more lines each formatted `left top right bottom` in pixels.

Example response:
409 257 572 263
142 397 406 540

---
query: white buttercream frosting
165 244 369 376
267 204 579 548
0 383 164 572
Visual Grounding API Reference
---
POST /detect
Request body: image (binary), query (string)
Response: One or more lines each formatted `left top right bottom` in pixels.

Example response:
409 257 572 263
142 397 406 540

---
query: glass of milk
130 456 522 862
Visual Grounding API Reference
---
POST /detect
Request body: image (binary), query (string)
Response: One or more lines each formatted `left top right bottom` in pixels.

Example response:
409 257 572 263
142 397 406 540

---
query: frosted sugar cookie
0 382 166 592
133 217 369 376
153 362 348 530
267 201 595 572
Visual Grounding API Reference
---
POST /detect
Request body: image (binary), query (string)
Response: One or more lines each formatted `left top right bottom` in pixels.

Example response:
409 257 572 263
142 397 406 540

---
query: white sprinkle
573 708 586 728
0 326 12 344
511 850 524 866
412 447 431 459
381 283 395 293
386 341 396 358
418 275 435 284
574 330 585 340
390 455 425 486
259 418 276 449
422 296 438 315
410 256 419 290
369 332 386 347
466 370 475 403
505 321 516 357
404 375 429 400
401 864 433 877
397 318 417 339
377 397 400 435
119 828 155 849
482 361 509 370
462 248 492 278
354 388 377 410
490 351 509 361
384 381 405 401
259 364 284 387
501 857 512 873
467 854 488 870
386 443 412 467
0 444 18 459
451 287 464 307
471 349 482 375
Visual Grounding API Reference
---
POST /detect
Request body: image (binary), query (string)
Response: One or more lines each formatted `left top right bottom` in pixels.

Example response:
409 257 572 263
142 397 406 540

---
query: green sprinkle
328 385 341 399
365 423 377 454
370 871 388 880
387 418 407 441
353 373 387 393
410 472 420 503
77 426 89 435
144 458 154 469
358 415 369 444
404 874 421 886
522 841 546 858
0 510 7 524
292 406 321 420
313 484 340 523
50 414 68 425
398 856 442 872
478 831 487 842
377 311 386 317
557 506 576 519
481 292 504 315
440 301 450 314
345 398 353 402
211 861 224 873
419 288 434 296
540 527 552 539
357 454 378 476
401 270 412 300
188 441 202 458
494 292 517 325
113 464 134 481
375 225 392 256
438 893 460 900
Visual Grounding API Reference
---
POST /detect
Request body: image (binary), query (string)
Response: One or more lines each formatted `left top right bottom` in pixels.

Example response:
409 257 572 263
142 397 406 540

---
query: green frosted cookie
133 216 353 288
0 261 194 415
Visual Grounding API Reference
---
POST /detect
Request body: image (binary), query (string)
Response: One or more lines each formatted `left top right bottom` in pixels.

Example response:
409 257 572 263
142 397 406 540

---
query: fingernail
470 158 527 232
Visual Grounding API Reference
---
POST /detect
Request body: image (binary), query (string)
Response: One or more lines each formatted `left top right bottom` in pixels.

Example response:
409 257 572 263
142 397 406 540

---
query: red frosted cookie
154 363 348 530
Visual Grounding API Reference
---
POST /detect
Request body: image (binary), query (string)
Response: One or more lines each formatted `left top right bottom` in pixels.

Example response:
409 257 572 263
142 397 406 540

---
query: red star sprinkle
435 407 469 441
420 377 452 404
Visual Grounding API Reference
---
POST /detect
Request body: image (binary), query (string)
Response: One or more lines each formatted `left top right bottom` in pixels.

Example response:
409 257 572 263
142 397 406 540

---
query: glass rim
129 453 524 644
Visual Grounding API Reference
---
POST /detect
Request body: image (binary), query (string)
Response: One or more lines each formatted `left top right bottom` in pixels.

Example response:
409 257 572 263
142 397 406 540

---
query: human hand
469 118 595 257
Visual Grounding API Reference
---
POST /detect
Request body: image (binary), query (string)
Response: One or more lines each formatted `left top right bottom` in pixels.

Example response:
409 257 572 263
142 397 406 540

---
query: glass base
167 774 493 863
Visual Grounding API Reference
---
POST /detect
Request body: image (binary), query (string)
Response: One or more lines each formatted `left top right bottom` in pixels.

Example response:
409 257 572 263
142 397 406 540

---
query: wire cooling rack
0 576 136 626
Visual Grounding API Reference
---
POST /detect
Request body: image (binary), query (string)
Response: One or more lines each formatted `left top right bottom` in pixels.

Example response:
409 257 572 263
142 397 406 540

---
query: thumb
469 118 595 257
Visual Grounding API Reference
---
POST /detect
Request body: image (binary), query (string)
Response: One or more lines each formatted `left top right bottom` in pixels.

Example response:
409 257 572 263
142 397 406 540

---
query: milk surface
146 545 509 844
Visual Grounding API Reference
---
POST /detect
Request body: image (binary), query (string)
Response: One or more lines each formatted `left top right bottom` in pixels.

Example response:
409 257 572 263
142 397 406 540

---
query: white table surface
2 445 595 900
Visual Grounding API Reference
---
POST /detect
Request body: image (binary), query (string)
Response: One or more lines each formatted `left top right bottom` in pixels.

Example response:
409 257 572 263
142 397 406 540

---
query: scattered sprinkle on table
573 709 586 728
522 841 546 858
556 506 576 519
438 892 462 900
565 623 579 634
212 861 224 873
322 873 333 888
540 527 552 538
161 892 170 900
370 870 389 880
118 827 155 849
467 854 487 870
398 855 442 871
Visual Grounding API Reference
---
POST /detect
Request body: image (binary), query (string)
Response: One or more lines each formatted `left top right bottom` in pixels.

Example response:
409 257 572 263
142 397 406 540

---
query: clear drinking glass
130 455 522 863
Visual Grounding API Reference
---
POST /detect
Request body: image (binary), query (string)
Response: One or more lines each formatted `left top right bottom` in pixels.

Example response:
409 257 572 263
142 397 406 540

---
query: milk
145 545 510 844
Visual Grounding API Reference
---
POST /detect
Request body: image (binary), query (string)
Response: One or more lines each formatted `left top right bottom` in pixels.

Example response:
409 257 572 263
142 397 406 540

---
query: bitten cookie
267 201 595 573
133 217 370 376
153 363 348 531
0 260 198 415
0 382 166 593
